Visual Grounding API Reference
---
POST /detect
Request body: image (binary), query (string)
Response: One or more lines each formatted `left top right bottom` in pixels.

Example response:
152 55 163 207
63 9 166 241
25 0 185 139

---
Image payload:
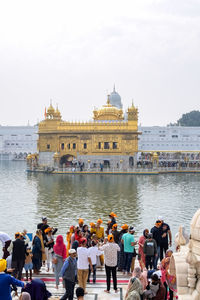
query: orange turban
109 212 117 218
121 224 128 230
44 227 52 234
112 224 118 229
97 219 103 224
108 234 114 242
15 232 21 238
79 218 84 225
90 222 95 227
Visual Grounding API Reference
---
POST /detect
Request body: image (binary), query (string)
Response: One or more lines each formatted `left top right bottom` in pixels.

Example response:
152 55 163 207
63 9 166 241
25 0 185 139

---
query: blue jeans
123 252 133 273
88 264 96 283
153 246 160 269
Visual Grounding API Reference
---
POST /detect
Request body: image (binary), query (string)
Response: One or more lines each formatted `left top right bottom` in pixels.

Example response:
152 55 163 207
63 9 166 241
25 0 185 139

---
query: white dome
109 86 122 109
190 208 200 242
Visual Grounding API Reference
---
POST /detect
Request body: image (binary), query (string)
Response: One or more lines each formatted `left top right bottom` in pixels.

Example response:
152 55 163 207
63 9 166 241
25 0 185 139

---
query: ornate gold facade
38 97 140 168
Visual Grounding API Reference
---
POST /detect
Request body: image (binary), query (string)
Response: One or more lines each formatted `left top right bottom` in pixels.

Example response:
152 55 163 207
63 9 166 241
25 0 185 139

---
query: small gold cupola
45 101 62 121
54 105 62 120
127 101 138 121
46 101 55 119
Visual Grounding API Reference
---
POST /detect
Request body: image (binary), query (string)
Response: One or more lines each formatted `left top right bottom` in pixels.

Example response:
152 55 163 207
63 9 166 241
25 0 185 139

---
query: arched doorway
129 156 134 167
60 154 74 166
103 160 110 168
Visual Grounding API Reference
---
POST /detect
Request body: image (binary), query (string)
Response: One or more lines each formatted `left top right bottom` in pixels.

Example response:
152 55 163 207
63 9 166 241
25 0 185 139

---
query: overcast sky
0 0 200 126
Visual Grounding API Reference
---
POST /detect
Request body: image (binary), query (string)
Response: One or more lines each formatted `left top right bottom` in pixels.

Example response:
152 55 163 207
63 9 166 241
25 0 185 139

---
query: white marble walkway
13 267 129 300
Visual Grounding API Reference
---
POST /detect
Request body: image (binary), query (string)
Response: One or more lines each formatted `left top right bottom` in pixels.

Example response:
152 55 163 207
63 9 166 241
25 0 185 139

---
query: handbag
52 257 58 264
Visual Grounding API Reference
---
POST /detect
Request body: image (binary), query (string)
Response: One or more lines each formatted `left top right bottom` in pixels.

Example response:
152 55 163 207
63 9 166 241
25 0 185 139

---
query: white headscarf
21 292 31 300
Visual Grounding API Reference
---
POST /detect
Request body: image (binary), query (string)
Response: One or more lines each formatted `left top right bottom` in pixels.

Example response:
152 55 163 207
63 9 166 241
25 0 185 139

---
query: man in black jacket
11 232 26 280
158 216 172 261
150 221 162 269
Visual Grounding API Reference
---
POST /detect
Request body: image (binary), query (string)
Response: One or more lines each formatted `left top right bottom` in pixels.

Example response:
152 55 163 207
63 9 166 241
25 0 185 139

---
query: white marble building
0 125 38 160
110 87 200 153
2 124 200 160
138 126 200 152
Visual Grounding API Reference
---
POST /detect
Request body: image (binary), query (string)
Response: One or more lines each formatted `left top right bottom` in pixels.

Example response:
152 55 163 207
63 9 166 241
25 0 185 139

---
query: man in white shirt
99 234 120 293
87 241 103 283
77 238 93 293
0 232 11 259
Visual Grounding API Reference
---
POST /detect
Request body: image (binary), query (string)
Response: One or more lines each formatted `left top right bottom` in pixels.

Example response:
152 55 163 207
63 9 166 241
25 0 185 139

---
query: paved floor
13 267 129 300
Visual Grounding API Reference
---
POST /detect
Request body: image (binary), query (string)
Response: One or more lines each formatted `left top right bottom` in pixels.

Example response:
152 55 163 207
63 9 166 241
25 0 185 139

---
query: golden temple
37 92 140 169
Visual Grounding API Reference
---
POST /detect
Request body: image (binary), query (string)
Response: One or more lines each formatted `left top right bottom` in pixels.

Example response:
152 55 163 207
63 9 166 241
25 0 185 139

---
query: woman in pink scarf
138 229 149 270
53 235 67 289
161 250 177 300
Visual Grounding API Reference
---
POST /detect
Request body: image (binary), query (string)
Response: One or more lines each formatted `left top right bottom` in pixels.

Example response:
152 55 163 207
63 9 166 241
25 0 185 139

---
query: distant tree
177 111 200 126
168 110 200 127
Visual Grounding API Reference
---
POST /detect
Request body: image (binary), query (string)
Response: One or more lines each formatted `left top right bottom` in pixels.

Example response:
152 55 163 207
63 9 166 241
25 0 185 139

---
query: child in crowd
76 287 85 300
24 247 33 281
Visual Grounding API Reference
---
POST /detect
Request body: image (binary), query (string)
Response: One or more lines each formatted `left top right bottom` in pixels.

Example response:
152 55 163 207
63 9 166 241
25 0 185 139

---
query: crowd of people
0 212 185 300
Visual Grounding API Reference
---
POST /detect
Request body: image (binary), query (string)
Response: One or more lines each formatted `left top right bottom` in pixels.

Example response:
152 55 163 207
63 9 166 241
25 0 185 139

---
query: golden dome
47 103 55 114
45 102 62 121
93 95 124 121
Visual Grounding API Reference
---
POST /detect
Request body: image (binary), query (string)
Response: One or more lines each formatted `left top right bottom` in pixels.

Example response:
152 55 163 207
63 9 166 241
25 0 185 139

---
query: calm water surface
0 161 199 242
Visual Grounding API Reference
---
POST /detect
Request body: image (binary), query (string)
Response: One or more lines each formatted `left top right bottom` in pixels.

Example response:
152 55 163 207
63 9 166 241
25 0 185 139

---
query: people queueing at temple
0 212 178 300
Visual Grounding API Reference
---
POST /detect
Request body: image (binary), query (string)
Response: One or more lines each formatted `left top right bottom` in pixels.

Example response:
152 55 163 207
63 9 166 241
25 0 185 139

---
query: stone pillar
120 159 123 171
53 152 60 169
87 160 91 170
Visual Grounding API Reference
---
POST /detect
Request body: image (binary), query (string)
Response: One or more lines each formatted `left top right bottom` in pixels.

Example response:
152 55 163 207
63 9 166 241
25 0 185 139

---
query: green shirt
122 232 135 253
